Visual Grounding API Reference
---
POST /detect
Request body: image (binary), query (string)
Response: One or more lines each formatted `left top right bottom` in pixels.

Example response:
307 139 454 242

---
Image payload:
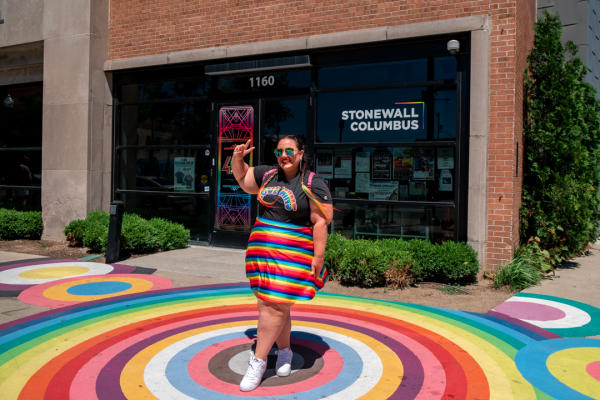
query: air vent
205 55 310 75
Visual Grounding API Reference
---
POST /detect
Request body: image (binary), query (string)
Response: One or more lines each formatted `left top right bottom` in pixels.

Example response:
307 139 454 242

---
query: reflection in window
331 203 456 243
119 102 211 146
0 83 43 210
118 148 213 194
121 78 206 103
262 98 307 165
434 56 457 81
434 90 457 139
318 59 428 89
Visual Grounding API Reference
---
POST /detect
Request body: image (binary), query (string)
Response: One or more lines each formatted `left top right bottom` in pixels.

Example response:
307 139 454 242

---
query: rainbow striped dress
245 216 329 303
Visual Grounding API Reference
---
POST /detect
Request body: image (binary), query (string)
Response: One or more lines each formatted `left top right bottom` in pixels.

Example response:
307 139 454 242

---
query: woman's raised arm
232 139 259 194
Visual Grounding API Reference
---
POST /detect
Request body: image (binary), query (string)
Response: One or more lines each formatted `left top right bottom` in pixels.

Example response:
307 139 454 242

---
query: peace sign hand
233 140 255 159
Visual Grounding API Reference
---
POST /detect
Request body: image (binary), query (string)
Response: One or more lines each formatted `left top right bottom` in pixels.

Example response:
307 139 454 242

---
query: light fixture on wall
3 94 14 108
447 40 460 55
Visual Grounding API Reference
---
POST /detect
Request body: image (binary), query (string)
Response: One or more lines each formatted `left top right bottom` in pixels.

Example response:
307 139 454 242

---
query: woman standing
232 135 333 392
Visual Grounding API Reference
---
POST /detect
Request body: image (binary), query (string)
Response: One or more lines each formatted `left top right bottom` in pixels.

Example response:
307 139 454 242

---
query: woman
232 135 333 392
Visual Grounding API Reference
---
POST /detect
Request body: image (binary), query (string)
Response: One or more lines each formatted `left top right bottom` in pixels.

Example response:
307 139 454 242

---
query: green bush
64 210 189 254
324 235 479 288
121 213 160 254
0 208 43 240
64 219 87 246
149 218 190 251
324 233 351 276
521 12 600 261
335 239 388 287
82 222 108 253
435 241 479 284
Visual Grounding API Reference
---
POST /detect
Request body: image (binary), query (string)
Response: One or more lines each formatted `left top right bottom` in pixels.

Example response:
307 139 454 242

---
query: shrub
86 210 110 226
435 241 479 284
64 219 87 246
324 235 479 288
405 239 437 282
521 12 600 261
82 222 108 253
0 209 43 240
64 211 189 254
335 239 388 287
324 233 351 277
149 218 190 251
120 213 160 254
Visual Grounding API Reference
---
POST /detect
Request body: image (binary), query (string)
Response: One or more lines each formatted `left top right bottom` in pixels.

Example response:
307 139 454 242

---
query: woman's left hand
311 255 324 278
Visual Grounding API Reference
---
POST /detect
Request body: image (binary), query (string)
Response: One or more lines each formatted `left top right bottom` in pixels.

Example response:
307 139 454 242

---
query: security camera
447 40 460 55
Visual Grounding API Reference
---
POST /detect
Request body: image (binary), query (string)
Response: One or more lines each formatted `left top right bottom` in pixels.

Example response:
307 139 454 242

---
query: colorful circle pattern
490 292 600 337
18 274 173 307
1 284 598 399
0 259 137 293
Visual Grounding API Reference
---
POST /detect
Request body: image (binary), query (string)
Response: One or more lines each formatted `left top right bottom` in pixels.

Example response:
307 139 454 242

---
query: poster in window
437 147 454 169
439 169 453 191
393 148 413 180
174 157 195 192
413 149 434 180
370 181 399 200
355 152 370 172
371 151 393 180
316 151 333 178
334 150 352 179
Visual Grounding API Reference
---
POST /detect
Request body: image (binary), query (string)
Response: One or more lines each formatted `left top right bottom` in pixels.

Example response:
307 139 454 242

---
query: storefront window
262 97 308 165
119 102 210 146
317 59 428 89
117 148 212 194
434 56 458 81
113 37 468 245
0 83 42 209
316 146 455 202
332 203 456 242
121 78 207 103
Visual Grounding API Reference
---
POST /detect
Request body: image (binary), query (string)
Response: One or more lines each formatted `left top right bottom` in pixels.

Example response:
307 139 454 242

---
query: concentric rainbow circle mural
1 283 599 399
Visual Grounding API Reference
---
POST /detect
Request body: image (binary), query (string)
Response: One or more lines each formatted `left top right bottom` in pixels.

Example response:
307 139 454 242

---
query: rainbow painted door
215 105 255 233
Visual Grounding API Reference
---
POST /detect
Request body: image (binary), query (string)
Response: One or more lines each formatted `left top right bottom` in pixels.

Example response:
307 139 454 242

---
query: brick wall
109 0 537 268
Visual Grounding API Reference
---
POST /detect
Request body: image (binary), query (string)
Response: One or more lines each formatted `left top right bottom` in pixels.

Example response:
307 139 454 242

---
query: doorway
210 96 309 247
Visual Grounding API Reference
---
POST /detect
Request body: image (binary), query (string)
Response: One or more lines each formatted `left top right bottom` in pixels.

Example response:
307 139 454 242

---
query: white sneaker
239 355 267 392
275 347 293 377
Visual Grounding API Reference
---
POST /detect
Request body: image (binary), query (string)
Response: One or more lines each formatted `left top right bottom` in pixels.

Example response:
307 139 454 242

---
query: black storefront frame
112 34 470 245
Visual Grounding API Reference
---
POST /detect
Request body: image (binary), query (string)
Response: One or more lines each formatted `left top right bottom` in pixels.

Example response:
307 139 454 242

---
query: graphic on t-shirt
259 186 297 211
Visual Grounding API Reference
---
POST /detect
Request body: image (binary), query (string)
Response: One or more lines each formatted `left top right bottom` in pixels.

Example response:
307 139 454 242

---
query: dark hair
278 135 311 176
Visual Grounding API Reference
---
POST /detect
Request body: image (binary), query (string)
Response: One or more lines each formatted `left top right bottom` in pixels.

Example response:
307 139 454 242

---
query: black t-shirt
253 165 333 226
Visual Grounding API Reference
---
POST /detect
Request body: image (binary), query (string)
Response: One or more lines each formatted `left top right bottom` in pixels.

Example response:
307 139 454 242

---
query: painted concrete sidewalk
0 244 598 399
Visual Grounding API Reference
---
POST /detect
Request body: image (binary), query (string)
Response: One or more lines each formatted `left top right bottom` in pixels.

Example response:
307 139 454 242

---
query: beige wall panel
41 103 89 170
42 36 91 106
0 0 43 47
41 169 88 239
42 0 91 39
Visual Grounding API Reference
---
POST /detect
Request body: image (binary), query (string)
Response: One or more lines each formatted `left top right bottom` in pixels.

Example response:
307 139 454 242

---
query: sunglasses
274 148 296 157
